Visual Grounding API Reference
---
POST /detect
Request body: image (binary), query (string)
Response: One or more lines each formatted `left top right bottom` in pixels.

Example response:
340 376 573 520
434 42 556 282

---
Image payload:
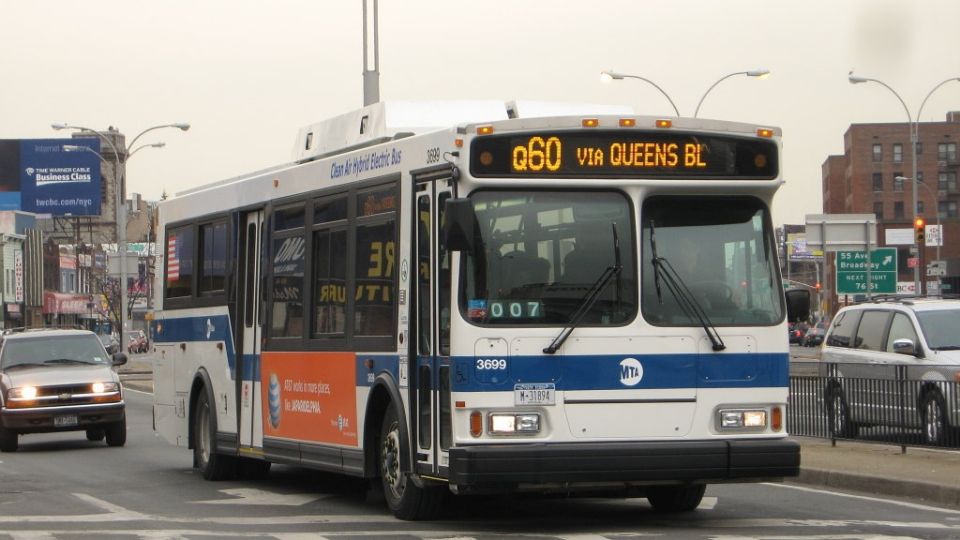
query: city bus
151 100 808 520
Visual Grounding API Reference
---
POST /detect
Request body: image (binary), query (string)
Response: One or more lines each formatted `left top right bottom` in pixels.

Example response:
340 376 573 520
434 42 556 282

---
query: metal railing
789 361 960 450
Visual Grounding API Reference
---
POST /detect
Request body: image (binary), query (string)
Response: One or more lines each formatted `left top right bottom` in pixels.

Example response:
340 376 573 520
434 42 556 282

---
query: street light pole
52 123 188 351
898 175 943 291
848 74 960 295
693 69 769 118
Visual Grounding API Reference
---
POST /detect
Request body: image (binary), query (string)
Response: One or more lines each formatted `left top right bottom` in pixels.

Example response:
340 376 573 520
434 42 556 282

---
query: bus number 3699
476 358 507 370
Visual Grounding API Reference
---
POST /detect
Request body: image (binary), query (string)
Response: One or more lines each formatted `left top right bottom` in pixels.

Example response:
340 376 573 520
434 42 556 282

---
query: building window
918 201 925 215
872 144 882 162
939 172 957 192
893 174 904 192
893 143 903 163
917 142 923 155
873 202 883 219
872 172 883 191
939 201 958 219
894 201 904 219
938 142 957 162
918 171 925 183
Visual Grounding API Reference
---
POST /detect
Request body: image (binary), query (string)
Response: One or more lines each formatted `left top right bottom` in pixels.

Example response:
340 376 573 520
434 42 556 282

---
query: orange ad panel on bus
261 351 358 446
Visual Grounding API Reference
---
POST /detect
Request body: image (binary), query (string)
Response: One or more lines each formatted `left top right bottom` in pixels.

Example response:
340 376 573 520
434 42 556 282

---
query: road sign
928 260 946 277
836 248 898 294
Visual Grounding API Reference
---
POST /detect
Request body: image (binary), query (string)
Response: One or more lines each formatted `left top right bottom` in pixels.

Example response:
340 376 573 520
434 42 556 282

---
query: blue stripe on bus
153 314 238 379
450 353 788 392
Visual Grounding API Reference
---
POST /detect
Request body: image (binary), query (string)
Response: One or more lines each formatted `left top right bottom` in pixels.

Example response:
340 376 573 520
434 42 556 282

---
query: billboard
0 138 102 216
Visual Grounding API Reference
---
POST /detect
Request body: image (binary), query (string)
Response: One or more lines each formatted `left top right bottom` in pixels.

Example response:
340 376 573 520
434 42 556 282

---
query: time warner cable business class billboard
0 139 102 216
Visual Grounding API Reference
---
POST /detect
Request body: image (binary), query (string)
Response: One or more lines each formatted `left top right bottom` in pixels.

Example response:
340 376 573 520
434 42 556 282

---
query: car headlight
8 386 38 400
91 382 119 394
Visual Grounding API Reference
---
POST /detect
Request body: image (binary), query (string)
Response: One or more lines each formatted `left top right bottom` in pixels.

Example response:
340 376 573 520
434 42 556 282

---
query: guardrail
789 360 960 450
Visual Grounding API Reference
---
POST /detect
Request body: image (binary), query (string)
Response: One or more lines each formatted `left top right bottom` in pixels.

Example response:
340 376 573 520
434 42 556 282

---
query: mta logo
619 358 643 386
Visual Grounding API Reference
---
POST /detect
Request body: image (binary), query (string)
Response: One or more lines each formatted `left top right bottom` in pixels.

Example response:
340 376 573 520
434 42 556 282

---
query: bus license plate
514 383 555 406
54 415 78 427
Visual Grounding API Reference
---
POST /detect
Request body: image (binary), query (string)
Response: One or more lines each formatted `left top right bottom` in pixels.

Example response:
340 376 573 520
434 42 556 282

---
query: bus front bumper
447 438 799 491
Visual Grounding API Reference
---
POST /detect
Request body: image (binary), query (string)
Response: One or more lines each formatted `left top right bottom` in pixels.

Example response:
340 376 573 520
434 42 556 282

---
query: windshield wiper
932 346 960 351
544 224 622 354
649 221 726 352
1 362 53 370
44 358 90 365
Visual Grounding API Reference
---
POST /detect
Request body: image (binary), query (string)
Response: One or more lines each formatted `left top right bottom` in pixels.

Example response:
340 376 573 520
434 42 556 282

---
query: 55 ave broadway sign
836 248 898 294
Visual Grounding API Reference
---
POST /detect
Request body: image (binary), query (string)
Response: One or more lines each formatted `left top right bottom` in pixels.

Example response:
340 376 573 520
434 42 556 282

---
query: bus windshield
641 196 783 326
460 191 637 326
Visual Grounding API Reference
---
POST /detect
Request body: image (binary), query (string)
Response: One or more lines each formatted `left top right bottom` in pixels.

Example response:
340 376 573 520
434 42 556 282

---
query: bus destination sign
470 130 778 179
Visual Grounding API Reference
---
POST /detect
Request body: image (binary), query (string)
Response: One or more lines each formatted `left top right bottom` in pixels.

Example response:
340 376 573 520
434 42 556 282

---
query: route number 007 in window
489 301 543 319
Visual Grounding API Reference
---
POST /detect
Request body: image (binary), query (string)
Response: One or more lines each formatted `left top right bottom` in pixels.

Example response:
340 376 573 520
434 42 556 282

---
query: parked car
820 298 960 445
127 330 148 354
802 327 825 347
0 328 128 452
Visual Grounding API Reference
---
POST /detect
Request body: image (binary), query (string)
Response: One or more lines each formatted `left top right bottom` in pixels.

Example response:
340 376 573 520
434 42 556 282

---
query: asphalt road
2 388 960 538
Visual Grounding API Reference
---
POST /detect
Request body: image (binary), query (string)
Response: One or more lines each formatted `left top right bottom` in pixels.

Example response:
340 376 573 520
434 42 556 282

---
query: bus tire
194 390 236 480
647 484 706 512
378 407 444 520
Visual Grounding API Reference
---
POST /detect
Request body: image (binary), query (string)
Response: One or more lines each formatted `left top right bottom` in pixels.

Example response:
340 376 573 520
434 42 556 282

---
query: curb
794 467 960 509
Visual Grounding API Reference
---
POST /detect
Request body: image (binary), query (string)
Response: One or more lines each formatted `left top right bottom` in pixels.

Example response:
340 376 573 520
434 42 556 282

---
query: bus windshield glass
641 196 783 326
460 191 636 326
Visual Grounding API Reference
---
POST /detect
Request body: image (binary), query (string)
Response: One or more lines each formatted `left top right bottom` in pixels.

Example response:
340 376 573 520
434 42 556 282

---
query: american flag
167 235 179 281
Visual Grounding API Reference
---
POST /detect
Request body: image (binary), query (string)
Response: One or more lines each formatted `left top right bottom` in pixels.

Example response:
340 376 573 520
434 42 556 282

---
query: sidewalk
792 436 960 508
119 356 960 509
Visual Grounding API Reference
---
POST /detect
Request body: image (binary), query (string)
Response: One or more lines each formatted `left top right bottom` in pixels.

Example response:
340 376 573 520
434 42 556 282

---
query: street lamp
600 70 681 117
52 123 188 351
848 74 960 295
693 69 769 118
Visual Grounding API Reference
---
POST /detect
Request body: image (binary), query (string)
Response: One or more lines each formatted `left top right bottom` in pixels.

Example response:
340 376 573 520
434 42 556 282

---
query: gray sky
2 0 959 226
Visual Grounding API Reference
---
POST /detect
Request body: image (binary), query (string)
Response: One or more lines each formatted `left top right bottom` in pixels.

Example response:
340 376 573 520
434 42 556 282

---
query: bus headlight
489 413 541 435
717 408 767 431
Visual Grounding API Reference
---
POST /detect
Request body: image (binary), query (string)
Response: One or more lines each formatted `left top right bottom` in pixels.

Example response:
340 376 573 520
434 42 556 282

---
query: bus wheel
378 407 444 520
647 484 706 512
194 390 236 480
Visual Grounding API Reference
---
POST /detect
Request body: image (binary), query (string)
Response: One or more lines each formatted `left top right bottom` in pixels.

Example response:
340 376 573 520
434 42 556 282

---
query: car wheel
647 484 706 512
86 429 105 442
194 390 236 480
105 418 127 447
921 391 949 446
827 388 857 438
0 427 17 453
379 407 444 520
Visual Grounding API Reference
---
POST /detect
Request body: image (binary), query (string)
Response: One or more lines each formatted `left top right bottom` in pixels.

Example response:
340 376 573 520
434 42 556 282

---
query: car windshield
0 335 110 370
460 190 637 326
916 309 960 350
641 196 783 326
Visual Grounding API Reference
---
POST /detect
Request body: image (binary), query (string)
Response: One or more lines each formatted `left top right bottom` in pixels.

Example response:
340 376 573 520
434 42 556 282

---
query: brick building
822 112 960 309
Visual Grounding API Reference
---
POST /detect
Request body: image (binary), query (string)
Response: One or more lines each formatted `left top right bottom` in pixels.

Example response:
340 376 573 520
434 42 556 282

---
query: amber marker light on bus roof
655 119 673 128
582 118 599 128
619 118 636 127
756 128 774 138
455 138 463 148
477 126 494 135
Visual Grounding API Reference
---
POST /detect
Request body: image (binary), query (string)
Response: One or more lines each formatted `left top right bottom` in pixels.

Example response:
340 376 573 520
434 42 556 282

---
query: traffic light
915 216 926 244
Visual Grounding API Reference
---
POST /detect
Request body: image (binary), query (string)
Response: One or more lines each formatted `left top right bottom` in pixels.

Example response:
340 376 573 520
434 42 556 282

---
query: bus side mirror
785 289 811 323
442 198 476 253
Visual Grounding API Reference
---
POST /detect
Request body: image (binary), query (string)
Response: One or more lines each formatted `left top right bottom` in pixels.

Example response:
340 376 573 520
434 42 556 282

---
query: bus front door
412 177 453 479
238 210 265 450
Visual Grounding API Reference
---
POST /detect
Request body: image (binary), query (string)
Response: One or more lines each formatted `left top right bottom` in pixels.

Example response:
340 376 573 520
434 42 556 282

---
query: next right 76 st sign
835 248 898 294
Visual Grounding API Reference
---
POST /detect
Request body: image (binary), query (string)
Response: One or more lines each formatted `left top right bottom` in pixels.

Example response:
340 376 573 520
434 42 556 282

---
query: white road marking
196 487 325 506
768 482 960 515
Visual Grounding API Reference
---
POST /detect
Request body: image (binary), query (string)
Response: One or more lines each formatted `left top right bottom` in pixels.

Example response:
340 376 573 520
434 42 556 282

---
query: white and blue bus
152 100 809 520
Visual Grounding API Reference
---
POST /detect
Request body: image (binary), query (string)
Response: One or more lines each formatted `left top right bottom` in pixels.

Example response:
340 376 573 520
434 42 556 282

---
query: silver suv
0 329 128 452
820 298 960 445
